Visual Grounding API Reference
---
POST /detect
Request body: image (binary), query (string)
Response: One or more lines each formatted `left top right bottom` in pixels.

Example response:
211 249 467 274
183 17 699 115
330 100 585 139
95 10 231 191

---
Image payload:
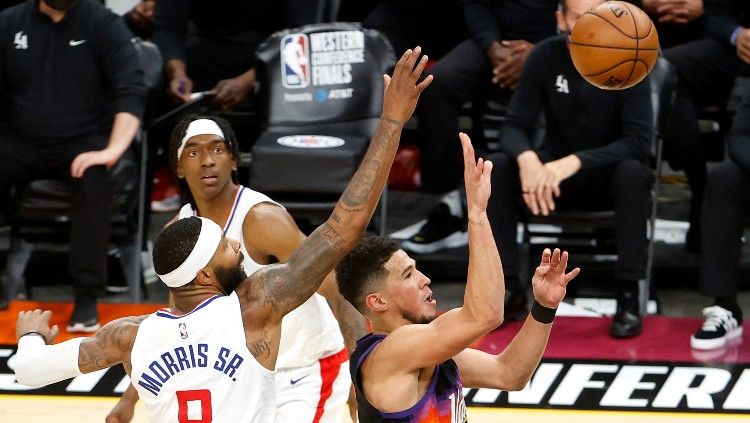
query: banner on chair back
255 22 396 126
250 23 395 195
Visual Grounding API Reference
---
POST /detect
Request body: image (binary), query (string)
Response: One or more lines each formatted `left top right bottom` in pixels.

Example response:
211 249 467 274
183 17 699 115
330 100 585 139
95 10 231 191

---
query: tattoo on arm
262 223 347 318
247 327 272 359
339 119 401 210
78 316 145 373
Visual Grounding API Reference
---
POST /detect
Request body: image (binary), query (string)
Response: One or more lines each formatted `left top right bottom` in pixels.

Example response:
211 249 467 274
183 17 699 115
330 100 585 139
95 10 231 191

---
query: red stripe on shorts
312 347 349 423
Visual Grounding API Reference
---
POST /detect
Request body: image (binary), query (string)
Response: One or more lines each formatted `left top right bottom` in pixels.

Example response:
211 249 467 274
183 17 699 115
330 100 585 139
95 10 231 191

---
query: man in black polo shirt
0 0 146 329
486 0 653 339
397 0 558 273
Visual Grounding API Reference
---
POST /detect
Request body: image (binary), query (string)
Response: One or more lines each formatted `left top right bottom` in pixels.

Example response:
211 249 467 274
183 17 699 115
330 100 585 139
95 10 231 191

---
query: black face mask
44 0 78 12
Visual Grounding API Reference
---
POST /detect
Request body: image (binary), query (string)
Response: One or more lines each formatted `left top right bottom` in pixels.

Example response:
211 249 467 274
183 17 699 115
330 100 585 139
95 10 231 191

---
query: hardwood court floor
1 301 749 422
1 395 748 422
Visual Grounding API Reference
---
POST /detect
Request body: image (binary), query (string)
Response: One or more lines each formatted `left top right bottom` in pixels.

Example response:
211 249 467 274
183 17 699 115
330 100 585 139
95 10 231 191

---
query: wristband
531 300 557 324
21 331 48 345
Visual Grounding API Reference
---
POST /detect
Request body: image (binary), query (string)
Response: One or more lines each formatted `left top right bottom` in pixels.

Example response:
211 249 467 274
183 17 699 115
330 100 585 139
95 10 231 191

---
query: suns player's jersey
178 185 345 369
350 334 468 423
130 292 276 423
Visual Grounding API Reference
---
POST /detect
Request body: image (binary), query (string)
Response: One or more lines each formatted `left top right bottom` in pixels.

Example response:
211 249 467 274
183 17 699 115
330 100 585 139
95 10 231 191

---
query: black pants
0 131 112 301
416 39 493 194
487 152 652 284
700 161 750 298
662 39 741 228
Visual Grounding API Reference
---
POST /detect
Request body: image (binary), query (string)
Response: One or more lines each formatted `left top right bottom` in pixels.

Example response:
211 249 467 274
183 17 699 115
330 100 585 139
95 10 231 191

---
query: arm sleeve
728 86 750 172
13 336 83 388
498 44 546 159
575 81 652 168
705 0 742 46
152 0 193 63
95 15 147 119
462 0 501 52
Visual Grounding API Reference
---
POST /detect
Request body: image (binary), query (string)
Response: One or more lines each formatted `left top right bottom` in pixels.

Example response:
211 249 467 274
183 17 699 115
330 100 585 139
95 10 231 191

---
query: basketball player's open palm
382 46 433 123
460 132 492 214
531 248 580 309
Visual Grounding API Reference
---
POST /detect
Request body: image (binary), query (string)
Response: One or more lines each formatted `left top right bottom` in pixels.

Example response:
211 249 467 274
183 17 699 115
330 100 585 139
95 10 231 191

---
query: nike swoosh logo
69 40 86 46
290 374 311 385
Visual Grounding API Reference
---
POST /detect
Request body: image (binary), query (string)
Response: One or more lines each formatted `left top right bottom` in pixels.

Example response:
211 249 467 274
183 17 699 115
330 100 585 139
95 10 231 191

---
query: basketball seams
580 58 638 77
619 2 640 88
568 41 658 51
584 9 652 40
586 11 635 40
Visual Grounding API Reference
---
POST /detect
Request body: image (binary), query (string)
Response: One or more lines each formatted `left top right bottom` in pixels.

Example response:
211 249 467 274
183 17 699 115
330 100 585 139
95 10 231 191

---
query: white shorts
275 348 351 423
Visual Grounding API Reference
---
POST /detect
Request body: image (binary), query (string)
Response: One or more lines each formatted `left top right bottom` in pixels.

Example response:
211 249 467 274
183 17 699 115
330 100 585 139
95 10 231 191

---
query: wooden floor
1 395 748 422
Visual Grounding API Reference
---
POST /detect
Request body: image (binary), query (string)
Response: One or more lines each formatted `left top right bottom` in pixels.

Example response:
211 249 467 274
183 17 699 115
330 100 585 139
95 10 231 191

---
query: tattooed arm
243 203 368 352
14 309 144 387
78 315 146 374
237 47 433 322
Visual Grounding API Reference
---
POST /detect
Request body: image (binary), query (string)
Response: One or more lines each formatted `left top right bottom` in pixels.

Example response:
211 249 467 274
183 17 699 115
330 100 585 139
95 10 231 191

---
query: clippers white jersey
130 293 275 423
178 185 345 369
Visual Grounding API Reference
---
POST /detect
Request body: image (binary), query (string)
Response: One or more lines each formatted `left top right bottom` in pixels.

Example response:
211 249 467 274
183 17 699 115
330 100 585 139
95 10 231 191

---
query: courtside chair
246 22 395 234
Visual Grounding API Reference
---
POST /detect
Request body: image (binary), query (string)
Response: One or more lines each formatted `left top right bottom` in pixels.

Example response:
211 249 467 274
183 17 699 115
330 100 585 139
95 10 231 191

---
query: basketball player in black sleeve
486 0 653 339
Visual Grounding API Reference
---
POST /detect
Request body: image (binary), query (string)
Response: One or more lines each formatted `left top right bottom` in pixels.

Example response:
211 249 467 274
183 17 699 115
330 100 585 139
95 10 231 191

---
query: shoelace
701 306 734 331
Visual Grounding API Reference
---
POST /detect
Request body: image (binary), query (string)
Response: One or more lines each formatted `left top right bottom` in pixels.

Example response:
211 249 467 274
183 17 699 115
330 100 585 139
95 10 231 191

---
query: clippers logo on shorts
277 135 345 149
281 34 311 89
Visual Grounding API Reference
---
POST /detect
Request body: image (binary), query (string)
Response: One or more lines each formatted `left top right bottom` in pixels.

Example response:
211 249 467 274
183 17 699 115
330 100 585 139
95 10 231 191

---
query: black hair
336 235 400 314
168 114 241 208
153 216 203 277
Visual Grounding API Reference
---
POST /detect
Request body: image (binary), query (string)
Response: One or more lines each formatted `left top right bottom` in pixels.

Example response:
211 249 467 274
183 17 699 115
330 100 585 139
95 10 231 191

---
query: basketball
568 1 659 90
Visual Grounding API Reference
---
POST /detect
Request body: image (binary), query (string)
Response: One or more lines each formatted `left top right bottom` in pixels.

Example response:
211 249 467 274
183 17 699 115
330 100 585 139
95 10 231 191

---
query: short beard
215 265 247 294
400 309 436 325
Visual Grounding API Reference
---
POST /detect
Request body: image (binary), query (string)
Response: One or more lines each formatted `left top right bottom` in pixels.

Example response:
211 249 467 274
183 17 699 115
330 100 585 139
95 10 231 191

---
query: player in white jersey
108 114 365 423
12 47 433 422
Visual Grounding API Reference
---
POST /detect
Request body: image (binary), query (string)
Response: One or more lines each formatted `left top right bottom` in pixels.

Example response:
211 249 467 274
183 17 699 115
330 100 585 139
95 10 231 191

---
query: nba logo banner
281 34 310 89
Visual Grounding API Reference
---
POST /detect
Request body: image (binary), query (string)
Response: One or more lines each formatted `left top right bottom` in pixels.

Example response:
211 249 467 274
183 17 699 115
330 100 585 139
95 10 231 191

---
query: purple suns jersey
350 334 468 423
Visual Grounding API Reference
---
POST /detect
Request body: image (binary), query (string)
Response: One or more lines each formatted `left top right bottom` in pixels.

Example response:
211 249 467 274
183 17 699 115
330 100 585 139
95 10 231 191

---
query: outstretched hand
531 248 580 309
16 309 59 344
460 132 492 214
382 46 433 124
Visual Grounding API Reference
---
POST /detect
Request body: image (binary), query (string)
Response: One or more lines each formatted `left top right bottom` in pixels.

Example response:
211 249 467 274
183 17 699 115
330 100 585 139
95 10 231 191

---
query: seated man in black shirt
486 0 653 339
690 84 750 351
397 3 558 314
153 0 319 112
0 0 146 324
631 0 748 253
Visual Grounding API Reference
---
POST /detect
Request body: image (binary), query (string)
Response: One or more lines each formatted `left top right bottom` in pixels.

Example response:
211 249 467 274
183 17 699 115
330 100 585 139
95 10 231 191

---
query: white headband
158 217 223 288
177 119 225 160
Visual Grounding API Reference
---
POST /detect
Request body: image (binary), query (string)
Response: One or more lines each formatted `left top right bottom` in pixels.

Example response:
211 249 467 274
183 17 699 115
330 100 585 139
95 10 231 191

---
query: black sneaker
401 204 467 254
690 306 743 350
610 292 642 338
67 298 101 333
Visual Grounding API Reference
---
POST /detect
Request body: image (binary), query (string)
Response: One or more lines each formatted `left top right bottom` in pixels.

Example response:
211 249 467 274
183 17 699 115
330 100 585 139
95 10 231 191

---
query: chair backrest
648 57 677 139
254 22 395 128
315 0 341 23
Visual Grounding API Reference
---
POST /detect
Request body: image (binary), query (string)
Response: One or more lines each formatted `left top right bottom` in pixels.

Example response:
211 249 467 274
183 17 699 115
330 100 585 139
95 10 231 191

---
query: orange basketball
569 1 659 90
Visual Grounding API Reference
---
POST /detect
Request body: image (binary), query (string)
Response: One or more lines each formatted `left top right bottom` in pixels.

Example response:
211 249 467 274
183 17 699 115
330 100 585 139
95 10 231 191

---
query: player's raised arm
453 247 579 390
13 309 144 388
240 47 432 320
368 133 505 373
